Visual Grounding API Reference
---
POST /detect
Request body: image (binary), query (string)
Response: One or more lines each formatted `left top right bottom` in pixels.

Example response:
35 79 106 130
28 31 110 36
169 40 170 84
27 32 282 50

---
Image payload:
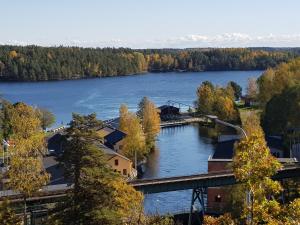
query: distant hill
0 45 299 81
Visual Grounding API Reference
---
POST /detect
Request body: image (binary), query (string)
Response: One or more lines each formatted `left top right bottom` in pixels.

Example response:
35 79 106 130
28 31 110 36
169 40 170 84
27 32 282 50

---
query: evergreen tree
50 113 144 225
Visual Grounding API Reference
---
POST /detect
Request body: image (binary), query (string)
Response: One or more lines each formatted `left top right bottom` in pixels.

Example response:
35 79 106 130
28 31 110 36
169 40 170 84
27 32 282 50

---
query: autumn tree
138 97 161 151
258 58 300 107
232 114 300 224
0 199 22 225
203 213 234 225
7 102 49 225
246 77 258 99
196 81 215 114
36 107 56 130
242 111 263 136
119 104 146 163
196 81 240 122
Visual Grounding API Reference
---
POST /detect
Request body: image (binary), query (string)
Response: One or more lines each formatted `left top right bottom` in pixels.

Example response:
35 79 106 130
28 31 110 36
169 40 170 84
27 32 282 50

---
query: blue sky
1 0 300 48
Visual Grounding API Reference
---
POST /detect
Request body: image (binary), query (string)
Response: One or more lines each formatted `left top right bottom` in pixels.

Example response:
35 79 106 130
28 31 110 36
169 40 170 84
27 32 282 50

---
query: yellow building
97 143 137 179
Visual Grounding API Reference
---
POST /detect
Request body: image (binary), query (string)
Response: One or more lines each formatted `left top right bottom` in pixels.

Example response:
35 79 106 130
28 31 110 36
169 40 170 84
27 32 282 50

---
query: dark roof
158 105 179 110
266 136 284 150
212 136 285 159
212 140 237 159
104 129 126 148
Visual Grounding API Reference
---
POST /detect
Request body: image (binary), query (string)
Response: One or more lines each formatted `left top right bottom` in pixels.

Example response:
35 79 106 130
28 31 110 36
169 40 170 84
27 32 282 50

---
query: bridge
1 164 299 201
1 164 299 225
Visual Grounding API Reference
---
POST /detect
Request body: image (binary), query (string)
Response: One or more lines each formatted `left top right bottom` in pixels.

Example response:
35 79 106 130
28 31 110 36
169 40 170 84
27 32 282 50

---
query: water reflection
143 124 216 214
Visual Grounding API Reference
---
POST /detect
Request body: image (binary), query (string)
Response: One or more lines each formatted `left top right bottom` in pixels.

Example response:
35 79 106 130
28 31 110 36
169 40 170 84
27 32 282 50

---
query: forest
0 45 299 81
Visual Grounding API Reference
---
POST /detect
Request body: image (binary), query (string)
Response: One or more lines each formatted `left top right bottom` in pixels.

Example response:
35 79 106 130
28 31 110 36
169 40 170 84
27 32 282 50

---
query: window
115 159 119 166
123 169 127 175
215 195 222 202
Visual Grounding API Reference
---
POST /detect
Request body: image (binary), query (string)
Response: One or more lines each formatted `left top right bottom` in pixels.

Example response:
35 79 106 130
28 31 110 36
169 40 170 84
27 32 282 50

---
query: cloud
1 33 300 48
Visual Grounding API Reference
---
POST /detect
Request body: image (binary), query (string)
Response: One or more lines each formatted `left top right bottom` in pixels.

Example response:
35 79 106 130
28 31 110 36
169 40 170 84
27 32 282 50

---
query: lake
0 70 262 214
0 71 262 127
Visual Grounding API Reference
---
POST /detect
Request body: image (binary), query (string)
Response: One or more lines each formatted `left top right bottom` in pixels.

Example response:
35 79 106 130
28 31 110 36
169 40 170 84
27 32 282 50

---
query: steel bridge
1 164 299 225
1 164 299 201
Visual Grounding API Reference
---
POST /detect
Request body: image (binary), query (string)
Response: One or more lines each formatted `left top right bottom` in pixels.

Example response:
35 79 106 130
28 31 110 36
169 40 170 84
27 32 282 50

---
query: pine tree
50 113 144 225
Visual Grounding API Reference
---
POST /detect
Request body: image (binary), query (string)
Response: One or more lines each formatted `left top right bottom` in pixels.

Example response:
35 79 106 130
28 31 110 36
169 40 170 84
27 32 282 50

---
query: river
0 70 262 214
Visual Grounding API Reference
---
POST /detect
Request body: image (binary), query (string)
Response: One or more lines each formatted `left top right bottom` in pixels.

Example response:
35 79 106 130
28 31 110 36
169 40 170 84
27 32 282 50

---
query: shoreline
0 69 264 83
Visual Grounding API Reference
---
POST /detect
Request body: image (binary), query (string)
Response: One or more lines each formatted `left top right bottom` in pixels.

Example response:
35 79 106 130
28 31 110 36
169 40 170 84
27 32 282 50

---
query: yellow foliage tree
9 50 18 58
119 104 146 164
138 97 161 151
7 103 49 225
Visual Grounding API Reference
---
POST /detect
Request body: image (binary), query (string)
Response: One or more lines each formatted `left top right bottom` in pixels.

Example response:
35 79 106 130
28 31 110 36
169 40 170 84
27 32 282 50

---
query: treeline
0 45 299 81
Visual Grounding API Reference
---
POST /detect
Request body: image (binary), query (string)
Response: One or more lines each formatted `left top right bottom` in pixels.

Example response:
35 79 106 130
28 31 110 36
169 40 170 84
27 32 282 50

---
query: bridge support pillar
188 187 206 225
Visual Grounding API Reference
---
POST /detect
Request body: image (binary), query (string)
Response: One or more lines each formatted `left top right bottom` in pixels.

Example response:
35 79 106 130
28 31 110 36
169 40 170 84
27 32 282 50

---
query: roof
266 136 284 150
104 129 126 148
212 139 237 159
97 126 114 138
96 143 131 161
212 136 285 159
158 105 179 110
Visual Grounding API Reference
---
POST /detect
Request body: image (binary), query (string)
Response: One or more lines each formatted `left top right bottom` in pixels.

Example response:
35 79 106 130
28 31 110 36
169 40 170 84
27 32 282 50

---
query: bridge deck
1 165 299 202
129 164 300 193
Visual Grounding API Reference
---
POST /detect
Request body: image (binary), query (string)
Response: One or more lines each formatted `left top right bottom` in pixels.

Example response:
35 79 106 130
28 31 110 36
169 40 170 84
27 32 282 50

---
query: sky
1 0 300 48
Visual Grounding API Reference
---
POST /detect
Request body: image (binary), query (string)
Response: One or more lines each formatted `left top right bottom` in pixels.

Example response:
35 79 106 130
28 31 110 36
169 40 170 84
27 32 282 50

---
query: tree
228 81 242 100
196 81 240 122
119 104 146 164
213 95 239 122
7 102 49 225
36 107 56 130
246 77 258 99
138 97 161 151
262 85 300 135
204 213 234 225
242 111 263 136
0 199 22 225
258 58 300 107
0 99 13 140
196 81 215 114
50 113 144 225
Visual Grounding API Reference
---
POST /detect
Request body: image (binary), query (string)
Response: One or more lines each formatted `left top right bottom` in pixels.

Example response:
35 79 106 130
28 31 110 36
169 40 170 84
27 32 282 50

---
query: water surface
0 71 262 214
0 71 262 126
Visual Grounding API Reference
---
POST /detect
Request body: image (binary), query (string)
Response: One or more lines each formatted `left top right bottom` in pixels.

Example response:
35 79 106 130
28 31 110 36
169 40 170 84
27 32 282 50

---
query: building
97 126 115 139
104 129 126 152
97 143 137 178
158 105 180 116
46 131 136 179
207 136 297 214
